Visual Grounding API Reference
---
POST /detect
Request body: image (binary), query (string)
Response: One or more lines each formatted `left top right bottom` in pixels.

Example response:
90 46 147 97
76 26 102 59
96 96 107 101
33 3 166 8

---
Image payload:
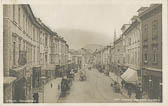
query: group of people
121 80 143 99
60 69 76 96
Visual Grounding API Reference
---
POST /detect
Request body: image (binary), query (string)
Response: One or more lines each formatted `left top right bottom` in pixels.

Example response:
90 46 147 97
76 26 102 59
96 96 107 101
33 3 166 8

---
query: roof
22 5 42 29
114 36 123 44
139 4 162 18
121 24 130 30
137 7 148 12
4 77 16 85
122 19 140 36
23 5 67 44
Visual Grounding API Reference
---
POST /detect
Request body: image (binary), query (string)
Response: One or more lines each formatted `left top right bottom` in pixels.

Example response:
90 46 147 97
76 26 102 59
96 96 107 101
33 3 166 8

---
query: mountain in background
55 28 112 50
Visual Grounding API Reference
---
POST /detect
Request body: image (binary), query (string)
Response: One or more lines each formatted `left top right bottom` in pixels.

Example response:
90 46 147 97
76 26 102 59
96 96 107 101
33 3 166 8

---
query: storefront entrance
13 77 26 103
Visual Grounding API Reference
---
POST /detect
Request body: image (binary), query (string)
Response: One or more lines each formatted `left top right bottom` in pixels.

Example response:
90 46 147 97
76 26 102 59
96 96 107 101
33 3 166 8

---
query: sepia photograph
2 0 167 104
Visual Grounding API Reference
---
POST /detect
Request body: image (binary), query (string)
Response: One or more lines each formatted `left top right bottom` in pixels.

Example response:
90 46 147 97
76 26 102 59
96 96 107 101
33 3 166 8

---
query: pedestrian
121 80 125 88
33 92 39 103
51 83 53 88
135 87 142 99
128 86 132 98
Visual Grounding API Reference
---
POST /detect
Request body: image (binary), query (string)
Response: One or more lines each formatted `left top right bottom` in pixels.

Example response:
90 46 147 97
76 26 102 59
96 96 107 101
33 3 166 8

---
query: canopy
121 68 138 84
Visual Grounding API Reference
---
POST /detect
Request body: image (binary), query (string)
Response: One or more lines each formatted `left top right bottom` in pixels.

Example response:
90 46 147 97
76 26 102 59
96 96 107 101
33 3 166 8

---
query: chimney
131 15 138 23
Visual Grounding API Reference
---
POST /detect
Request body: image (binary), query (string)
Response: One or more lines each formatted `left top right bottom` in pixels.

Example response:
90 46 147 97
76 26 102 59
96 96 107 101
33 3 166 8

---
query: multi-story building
65 43 69 65
3 4 69 103
139 4 162 99
114 36 124 66
3 4 42 102
121 15 141 85
113 36 125 75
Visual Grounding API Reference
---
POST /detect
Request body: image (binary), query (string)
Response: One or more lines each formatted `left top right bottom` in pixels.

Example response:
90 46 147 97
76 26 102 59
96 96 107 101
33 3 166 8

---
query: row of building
92 4 162 100
3 4 69 103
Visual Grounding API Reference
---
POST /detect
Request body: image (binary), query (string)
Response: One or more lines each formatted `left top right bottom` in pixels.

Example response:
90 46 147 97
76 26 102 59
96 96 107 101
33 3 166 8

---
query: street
58 68 127 103
43 78 62 103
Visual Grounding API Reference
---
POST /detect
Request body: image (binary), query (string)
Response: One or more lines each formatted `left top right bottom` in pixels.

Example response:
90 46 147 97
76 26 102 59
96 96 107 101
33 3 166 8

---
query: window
13 5 15 21
135 51 137 65
34 46 35 62
152 20 158 39
129 38 131 45
23 40 25 51
33 28 35 41
18 7 20 25
23 14 25 30
45 54 47 63
18 38 21 52
143 24 148 41
13 41 16 65
144 52 148 64
153 48 158 63
27 19 29 34
25 17 27 32
145 53 147 60
37 30 39 41
27 21 29 35
45 36 48 46
153 53 157 63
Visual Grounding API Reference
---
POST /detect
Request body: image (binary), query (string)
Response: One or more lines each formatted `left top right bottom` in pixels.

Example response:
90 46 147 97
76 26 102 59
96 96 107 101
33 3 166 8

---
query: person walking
128 86 132 98
33 92 39 103
51 83 53 88
121 80 125 88
136 87 142 99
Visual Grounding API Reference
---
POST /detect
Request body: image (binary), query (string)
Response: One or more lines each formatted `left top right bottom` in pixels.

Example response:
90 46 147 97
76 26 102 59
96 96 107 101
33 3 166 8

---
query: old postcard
1 0 168 105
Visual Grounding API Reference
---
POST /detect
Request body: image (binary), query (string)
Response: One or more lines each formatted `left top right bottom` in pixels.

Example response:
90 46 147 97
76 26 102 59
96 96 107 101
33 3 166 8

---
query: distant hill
83 44 104 53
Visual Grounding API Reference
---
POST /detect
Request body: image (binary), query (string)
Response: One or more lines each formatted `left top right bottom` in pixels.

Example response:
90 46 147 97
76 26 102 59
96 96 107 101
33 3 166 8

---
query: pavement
58 68 128 103
109 72 150 102
109 72 136 99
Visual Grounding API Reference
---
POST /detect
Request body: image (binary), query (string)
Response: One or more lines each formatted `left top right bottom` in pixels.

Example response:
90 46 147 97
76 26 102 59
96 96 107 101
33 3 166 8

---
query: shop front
32 66 41 89
121 67 139 90
142 68 162 100
42 64 56 82
12 77 27 103
9 66 27 103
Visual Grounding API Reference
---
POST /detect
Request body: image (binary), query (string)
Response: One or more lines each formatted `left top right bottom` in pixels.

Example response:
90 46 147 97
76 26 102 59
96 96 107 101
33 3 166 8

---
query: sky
30 2 150 49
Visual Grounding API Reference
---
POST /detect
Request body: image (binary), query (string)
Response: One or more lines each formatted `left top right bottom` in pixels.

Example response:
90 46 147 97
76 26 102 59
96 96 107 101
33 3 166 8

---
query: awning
121 68 138 84
4 77 17 85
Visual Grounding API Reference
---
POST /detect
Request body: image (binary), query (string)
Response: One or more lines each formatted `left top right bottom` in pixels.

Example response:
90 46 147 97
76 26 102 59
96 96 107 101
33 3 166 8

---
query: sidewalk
109 72 148 101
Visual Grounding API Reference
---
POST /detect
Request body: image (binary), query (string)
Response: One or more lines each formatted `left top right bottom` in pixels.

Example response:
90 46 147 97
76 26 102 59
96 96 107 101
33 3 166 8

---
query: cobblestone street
58 68 128 103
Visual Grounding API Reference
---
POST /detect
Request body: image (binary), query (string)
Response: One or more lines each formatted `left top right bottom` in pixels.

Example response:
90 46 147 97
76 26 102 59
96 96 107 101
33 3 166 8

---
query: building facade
139 4 162 99
3 4 69 103
122 17 141 82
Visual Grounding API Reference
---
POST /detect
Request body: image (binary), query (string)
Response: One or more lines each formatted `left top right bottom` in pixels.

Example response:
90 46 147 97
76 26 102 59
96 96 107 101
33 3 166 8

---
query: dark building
139 4 162 100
